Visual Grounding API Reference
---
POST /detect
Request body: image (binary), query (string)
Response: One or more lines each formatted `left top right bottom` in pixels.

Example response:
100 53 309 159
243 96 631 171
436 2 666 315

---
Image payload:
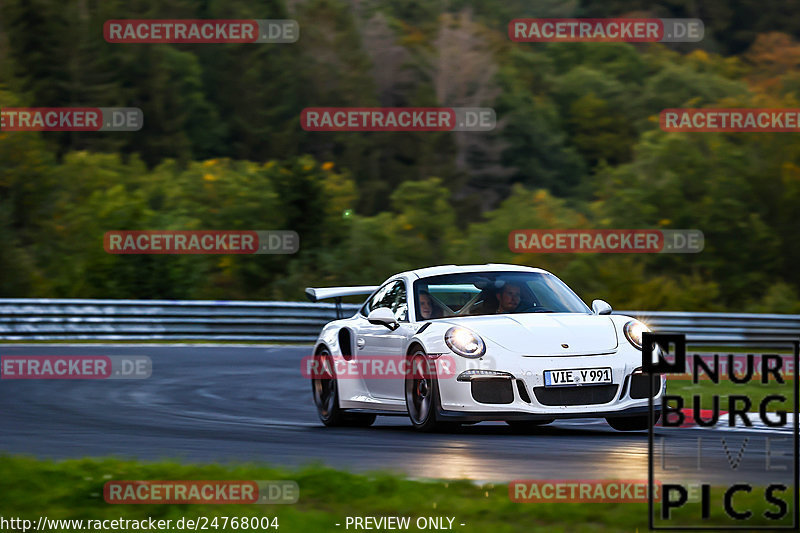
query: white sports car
305 264 664 432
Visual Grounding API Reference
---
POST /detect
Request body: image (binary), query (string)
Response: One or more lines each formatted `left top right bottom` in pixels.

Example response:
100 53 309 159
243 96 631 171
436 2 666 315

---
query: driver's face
419 294 433 319
497 285 521 313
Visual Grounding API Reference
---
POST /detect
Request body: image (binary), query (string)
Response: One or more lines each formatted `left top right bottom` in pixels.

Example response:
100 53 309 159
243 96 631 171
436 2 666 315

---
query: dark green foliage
0 0 797 311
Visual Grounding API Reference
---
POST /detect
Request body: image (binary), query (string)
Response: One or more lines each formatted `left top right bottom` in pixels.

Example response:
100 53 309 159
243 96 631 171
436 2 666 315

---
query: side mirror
367 307 399 330
591 299 613 315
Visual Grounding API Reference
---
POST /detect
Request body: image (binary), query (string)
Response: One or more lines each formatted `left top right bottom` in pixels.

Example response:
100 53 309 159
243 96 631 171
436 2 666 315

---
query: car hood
442 313 619 356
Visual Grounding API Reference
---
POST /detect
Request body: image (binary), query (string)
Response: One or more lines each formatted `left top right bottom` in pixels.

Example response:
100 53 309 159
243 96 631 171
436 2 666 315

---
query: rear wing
304 286 378 303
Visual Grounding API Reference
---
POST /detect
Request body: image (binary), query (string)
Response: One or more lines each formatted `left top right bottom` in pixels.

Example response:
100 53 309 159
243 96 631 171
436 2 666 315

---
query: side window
366 283 395 314
390 282 408 322
363 280 408 322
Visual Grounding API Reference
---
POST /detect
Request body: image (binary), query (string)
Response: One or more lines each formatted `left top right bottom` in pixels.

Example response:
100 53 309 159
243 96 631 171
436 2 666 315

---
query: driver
494 282 521 314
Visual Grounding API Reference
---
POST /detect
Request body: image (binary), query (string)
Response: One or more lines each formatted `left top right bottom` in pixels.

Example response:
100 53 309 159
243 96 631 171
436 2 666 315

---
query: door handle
357 337 366 349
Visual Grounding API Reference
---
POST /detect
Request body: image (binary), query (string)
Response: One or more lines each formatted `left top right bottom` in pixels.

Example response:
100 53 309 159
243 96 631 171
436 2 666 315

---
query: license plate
544 367 612 387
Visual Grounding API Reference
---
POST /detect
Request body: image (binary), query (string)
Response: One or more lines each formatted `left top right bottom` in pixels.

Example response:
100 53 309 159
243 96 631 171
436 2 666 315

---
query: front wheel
404 349 451 432
312 348 376 427
605 413 659 431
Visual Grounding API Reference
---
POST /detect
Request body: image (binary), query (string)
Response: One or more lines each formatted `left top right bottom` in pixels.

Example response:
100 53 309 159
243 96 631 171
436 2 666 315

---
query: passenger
418 291 441 320
494 282 521 314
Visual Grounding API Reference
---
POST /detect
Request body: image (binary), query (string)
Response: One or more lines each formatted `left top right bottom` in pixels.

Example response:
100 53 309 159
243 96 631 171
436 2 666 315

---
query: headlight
623 320 649 350
444 327 486 358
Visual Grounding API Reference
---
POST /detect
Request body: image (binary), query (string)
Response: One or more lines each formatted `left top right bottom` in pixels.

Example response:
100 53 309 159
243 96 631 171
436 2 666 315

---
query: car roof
397 263 552 280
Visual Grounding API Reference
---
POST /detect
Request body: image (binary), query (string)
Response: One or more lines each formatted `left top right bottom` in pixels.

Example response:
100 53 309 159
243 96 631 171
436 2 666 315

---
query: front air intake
629 374 662 399
471 378 514 404
533 385 618 406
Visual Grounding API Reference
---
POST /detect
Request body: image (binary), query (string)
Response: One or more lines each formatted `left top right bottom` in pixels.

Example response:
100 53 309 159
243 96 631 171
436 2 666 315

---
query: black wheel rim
312 350 336 419
406 352 433 424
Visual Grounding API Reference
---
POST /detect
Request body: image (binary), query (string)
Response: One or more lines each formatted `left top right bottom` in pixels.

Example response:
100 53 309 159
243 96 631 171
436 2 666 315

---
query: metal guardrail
0 299 798 343
0 298 362 342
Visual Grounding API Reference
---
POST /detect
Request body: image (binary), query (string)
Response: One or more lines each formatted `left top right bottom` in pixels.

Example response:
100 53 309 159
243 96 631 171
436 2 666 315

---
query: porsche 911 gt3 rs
305 264 664 432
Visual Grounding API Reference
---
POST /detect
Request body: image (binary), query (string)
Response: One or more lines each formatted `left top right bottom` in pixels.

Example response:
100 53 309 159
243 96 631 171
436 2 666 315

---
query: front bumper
436 352 665 420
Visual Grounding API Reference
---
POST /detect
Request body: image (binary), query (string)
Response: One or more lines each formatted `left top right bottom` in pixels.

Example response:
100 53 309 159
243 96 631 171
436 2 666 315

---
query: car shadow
358 420 645 438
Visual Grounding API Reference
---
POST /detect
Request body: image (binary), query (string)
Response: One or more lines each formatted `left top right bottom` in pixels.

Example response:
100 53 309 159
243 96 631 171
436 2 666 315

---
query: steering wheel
454 293 484 316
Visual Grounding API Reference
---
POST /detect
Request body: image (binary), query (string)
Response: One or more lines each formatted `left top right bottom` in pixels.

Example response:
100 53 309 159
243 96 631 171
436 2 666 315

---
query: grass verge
0 456 794 532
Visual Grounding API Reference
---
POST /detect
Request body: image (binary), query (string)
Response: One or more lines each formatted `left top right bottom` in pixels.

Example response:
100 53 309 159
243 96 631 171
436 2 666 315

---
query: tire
312 348 376 427
505 419 554 432
404 349 453 432
606 413 660 431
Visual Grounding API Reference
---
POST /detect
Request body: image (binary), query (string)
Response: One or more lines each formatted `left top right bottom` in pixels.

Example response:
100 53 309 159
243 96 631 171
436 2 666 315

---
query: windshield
413 271 590 321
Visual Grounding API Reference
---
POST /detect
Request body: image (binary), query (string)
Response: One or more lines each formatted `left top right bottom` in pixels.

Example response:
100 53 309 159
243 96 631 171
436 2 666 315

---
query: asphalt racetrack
1 345 795 485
